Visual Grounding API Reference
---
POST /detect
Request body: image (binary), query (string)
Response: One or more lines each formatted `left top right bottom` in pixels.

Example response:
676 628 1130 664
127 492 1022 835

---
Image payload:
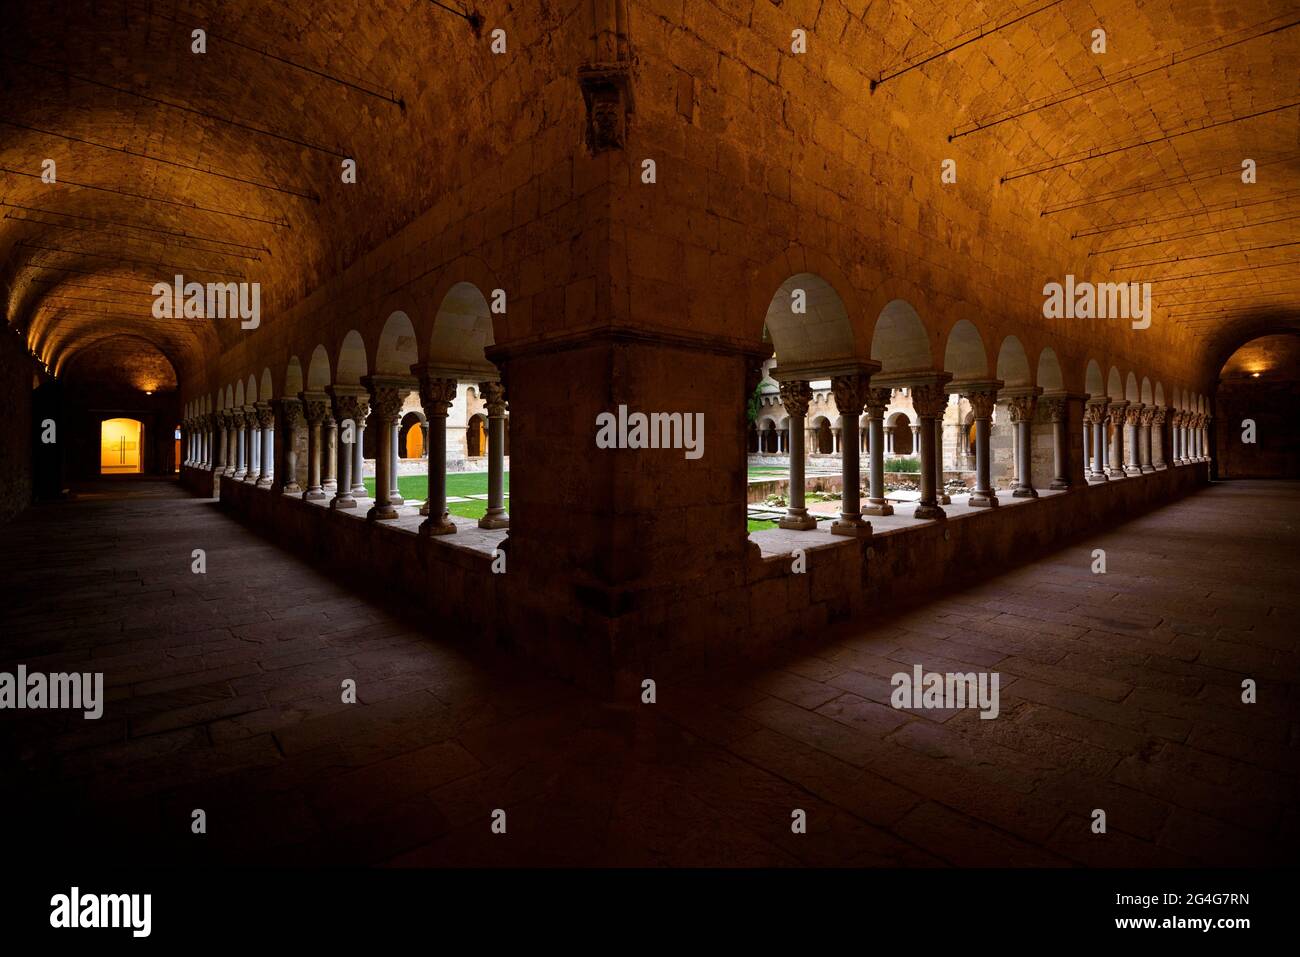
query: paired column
934 418 950 505
414 367 459 536
362 376 413 522
299 393 329 500
326 386 366 510
1138 408 1154 474
1043 397 1071 490
1106 401 1128 478
478 380 511 529
830 374 870 537
1123 405 1143 477
255 402 275 487
215 412 229 474
911 381 949 520
232 409 249 480
967 388 998 506
322 416 338 492
1084 401 1108 481
777 380 817 530
243 405 261 484
274 398 303 494
863 388 893 516
1152 408 1168 469
1172 412 1185 464
1008 394 1038 498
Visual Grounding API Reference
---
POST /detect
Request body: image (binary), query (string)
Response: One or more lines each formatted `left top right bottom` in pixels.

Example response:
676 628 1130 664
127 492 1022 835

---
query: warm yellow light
1251 372 1261 378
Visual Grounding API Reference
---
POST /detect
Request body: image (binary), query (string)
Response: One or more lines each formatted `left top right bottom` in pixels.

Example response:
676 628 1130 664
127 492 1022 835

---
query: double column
412 364 459 537
325 386 368 510
1123 405 1143 477
215 412 230 474
361 375 415 522
863 387 893 516
273 398 303 494
1152 408 1168 469
1084 400 1108 481
299 393 329 500
910 376 951 520
1138 408 1155 474
254 402 275 487
830 373 870 537
477 380 510 529
1172 412 1186 465
776 380 817 531
964 384 1000 506
1106 401 1128 479
1006 390 1040 498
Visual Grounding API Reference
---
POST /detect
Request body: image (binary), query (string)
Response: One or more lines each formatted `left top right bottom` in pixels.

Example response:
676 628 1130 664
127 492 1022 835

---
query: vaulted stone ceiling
2 0 1296 391
0 0 542 385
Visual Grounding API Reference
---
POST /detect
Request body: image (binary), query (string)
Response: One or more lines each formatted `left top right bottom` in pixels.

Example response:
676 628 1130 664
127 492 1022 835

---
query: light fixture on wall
1251 372 1262 378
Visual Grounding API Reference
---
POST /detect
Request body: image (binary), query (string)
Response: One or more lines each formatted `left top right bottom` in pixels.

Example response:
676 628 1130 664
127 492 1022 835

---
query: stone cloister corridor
2 0 1299 925
1 478 1295 867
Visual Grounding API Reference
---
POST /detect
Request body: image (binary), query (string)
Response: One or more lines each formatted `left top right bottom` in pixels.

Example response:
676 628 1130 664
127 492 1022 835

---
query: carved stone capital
578 62 633 154
369 387 406 423
1041 397 1065 423
1152 408 1167 426
1138 408 1155 426
418 375 459 417
478 380 508 417
830 374 870 417
778 380 813 418
967 389 997 420
275 398 304 431
1007 395 1037 424
300 394 330 425
1124 406 1143 426
911 382 949 419
865 387 892 418
254 402 275 430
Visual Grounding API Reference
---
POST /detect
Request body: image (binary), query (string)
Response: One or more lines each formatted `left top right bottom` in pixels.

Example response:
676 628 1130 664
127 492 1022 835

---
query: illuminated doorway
174 426 181 473
101 417 143 474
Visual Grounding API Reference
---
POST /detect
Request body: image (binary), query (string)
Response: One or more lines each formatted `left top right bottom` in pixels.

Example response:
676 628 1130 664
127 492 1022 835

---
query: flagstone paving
1 478 1295 866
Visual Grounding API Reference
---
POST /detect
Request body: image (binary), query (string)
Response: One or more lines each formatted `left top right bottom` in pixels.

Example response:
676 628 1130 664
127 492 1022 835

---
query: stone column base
831 517 872 537
330 495 357 510
367 504 399 521
914 504 946 520
969 491 999 507
1012 487 1038 498
1155 463 1168 471
1049 479 1070 490
938 492 951 505
420 516 457 536
478 513 510 530
1107 469 1126 479
778 511 817 531
862 501 894 516
256 476 273 488
303 489 327 501
1125 465 1142 477
1140 466 1155 474
281 482 302 494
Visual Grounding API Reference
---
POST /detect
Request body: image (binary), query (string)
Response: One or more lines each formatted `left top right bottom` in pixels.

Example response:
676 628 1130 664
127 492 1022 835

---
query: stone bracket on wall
578 61 635 154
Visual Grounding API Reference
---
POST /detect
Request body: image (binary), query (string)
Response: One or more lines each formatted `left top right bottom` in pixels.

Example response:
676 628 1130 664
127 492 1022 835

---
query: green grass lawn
362 470 509 521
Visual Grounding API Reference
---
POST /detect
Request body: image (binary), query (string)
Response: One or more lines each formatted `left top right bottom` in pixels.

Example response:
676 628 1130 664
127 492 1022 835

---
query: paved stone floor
1 478 1296 866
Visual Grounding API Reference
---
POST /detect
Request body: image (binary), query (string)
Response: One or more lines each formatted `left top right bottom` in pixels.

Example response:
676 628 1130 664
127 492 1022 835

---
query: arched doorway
399 411 426 459
101 418 143 474
467 414 487 457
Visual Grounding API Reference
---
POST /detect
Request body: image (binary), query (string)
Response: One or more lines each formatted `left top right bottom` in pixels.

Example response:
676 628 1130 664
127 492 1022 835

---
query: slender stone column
203 416 212 468
232 410 248 480
1172 412 1184 464
243 406 260 484
215 413 228 473
389 421 404 505
912 382 948 520
910 424 920 456
362 377 409 521
350 401 369 498
274 398 302 494
967 389 998 506
1202 415 1212 462
1085 401 1108 481
326 387 363 509
1138 408 1154 473
299 393 328 500
1123 405 1142 476
863 387 893 516
1152 408 1168 469
478 380 511 529
830 374 870 537
777 380 817 530
322 417 338 491
1107 401 1128 478
255 403 275 487
413 368 459 536
1043 397 1070 490
934 414 951 505
832 426 841 455
1008 394 1038 498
